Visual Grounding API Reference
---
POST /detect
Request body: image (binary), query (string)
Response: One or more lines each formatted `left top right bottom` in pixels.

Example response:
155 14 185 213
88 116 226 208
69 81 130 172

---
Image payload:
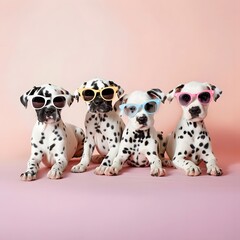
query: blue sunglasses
119 99 161 118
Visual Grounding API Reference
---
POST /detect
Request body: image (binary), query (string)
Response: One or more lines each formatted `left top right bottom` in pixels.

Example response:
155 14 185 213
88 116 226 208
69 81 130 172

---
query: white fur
166 81 222 176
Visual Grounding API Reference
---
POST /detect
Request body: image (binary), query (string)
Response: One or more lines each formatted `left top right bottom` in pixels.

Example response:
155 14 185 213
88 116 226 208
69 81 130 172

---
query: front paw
185 163 201 176
47 169 63 179
207 165 223 176
94 165 108 175
71 164 87 173
104 166 120 176
20 171 37 181
150 167 166 177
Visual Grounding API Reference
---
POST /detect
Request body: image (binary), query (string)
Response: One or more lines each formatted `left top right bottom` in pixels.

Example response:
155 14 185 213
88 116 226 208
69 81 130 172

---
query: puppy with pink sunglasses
166 81 223 176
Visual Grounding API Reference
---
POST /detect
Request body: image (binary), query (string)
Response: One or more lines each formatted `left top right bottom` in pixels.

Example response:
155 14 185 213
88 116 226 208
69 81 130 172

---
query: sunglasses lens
32 96 45 109
144 101 158 113
101 88 115 100
198 92 211 104
82 89 95 101
53 96 66 108
179 93 191 106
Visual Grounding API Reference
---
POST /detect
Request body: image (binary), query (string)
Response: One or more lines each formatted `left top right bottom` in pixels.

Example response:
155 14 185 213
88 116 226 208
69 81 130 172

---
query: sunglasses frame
175 90 214 106
29 95 68 109
119 99 161 118
78 86 119 102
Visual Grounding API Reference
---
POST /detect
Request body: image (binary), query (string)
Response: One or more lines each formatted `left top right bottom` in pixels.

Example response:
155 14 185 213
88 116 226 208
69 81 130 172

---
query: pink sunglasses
175 90 214 106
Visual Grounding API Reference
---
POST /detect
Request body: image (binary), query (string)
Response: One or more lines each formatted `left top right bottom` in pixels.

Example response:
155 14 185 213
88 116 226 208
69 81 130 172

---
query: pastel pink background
0 0 239 240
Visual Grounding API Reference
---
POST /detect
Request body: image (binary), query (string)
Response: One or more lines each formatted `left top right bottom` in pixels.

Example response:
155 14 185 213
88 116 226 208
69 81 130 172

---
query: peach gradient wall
0 0 239 160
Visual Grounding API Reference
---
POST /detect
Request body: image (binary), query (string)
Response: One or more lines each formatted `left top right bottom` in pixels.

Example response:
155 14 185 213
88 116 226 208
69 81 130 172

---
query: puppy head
20 84 74 123
75 78 124 113
167 81 222 122
120 89 165 131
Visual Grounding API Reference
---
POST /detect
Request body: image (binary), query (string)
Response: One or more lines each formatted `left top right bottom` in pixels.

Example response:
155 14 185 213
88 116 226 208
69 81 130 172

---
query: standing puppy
166 81 222 176
105 89 167 176
20 84 85 180
71 78 124 175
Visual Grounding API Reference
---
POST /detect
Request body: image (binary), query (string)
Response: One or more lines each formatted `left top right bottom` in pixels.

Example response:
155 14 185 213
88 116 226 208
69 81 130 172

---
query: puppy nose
45 107 55 114
136 115 148 124
94 95 104 105
189 106 201 117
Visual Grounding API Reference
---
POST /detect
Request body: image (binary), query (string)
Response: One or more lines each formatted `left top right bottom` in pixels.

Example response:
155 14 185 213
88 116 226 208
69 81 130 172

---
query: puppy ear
204 83 222 101
147 88 166 103
59 88 74 106
167 84 185 102
74 89 80 102
114 94 128 116
20 86 41 108
109 81 124 98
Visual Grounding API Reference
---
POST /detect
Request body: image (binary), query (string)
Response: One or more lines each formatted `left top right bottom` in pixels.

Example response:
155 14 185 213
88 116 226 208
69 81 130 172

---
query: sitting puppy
71 78 125 175
20 84 85 180
166 81 223 176
105 89 167 176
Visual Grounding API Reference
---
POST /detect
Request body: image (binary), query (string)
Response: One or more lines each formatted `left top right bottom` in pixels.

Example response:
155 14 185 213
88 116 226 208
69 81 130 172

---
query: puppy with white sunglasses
20 84 85 180
105 89 169 176
166 81 223 176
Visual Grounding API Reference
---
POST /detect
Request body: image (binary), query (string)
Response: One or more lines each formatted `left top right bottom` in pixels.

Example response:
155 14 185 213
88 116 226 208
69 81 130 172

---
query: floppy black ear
166 84 185 102
147 88 166 103
204 83 222 101
20 86 41 108
109 80 124 98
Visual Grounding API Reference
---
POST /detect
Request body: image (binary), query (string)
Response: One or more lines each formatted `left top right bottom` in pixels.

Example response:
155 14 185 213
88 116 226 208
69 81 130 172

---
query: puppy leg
71 137 95 173
21 151 42 181
47 157 68 179
148 154 166 177
204 153 223 176
104 152 130 176
73 127 85 157
157 132 173 167
94 145 120 175
173 156 201 176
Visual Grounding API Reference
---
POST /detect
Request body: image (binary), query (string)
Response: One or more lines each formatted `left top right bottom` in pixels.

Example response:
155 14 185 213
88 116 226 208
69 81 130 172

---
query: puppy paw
20 171 37 181
104 166 120 176
185 164 201 176
47 169 63 179
207 165 223 176
162 159 173 167
150 167 166 177
94 165 108 175
71 164 87 173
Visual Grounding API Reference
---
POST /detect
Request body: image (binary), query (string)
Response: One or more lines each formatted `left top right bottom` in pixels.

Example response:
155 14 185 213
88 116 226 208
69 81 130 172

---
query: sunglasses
175 90 214 106
30 95 67 109
119 99 161 118
78 86 118 102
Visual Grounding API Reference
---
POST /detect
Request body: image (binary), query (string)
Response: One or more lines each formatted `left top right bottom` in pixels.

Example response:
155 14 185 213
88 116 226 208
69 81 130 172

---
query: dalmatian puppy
105 89 168 176
166 81 223 176
20 84 85 180
71 78 125 175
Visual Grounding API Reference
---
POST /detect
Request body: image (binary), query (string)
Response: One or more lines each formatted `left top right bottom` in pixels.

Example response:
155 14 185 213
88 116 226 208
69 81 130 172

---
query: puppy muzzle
189 106 201 118
36 106 61 123
89 96 113 113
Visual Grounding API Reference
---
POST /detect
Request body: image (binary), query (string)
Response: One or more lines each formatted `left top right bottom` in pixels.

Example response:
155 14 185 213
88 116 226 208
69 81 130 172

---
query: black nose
136 115 148 124
94 95 104 105
45 107 55 115
189 106 201 117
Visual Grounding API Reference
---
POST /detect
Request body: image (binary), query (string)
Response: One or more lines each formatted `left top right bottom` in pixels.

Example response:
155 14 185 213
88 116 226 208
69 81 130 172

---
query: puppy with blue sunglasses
105 89 171 176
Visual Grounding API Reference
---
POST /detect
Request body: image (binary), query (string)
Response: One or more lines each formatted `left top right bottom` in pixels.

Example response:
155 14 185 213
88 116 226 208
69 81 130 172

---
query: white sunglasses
119 99 161 118
29 95 68 109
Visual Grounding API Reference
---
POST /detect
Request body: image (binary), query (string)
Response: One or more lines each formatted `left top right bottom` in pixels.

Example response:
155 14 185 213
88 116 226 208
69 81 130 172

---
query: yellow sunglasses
78 86 118 102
